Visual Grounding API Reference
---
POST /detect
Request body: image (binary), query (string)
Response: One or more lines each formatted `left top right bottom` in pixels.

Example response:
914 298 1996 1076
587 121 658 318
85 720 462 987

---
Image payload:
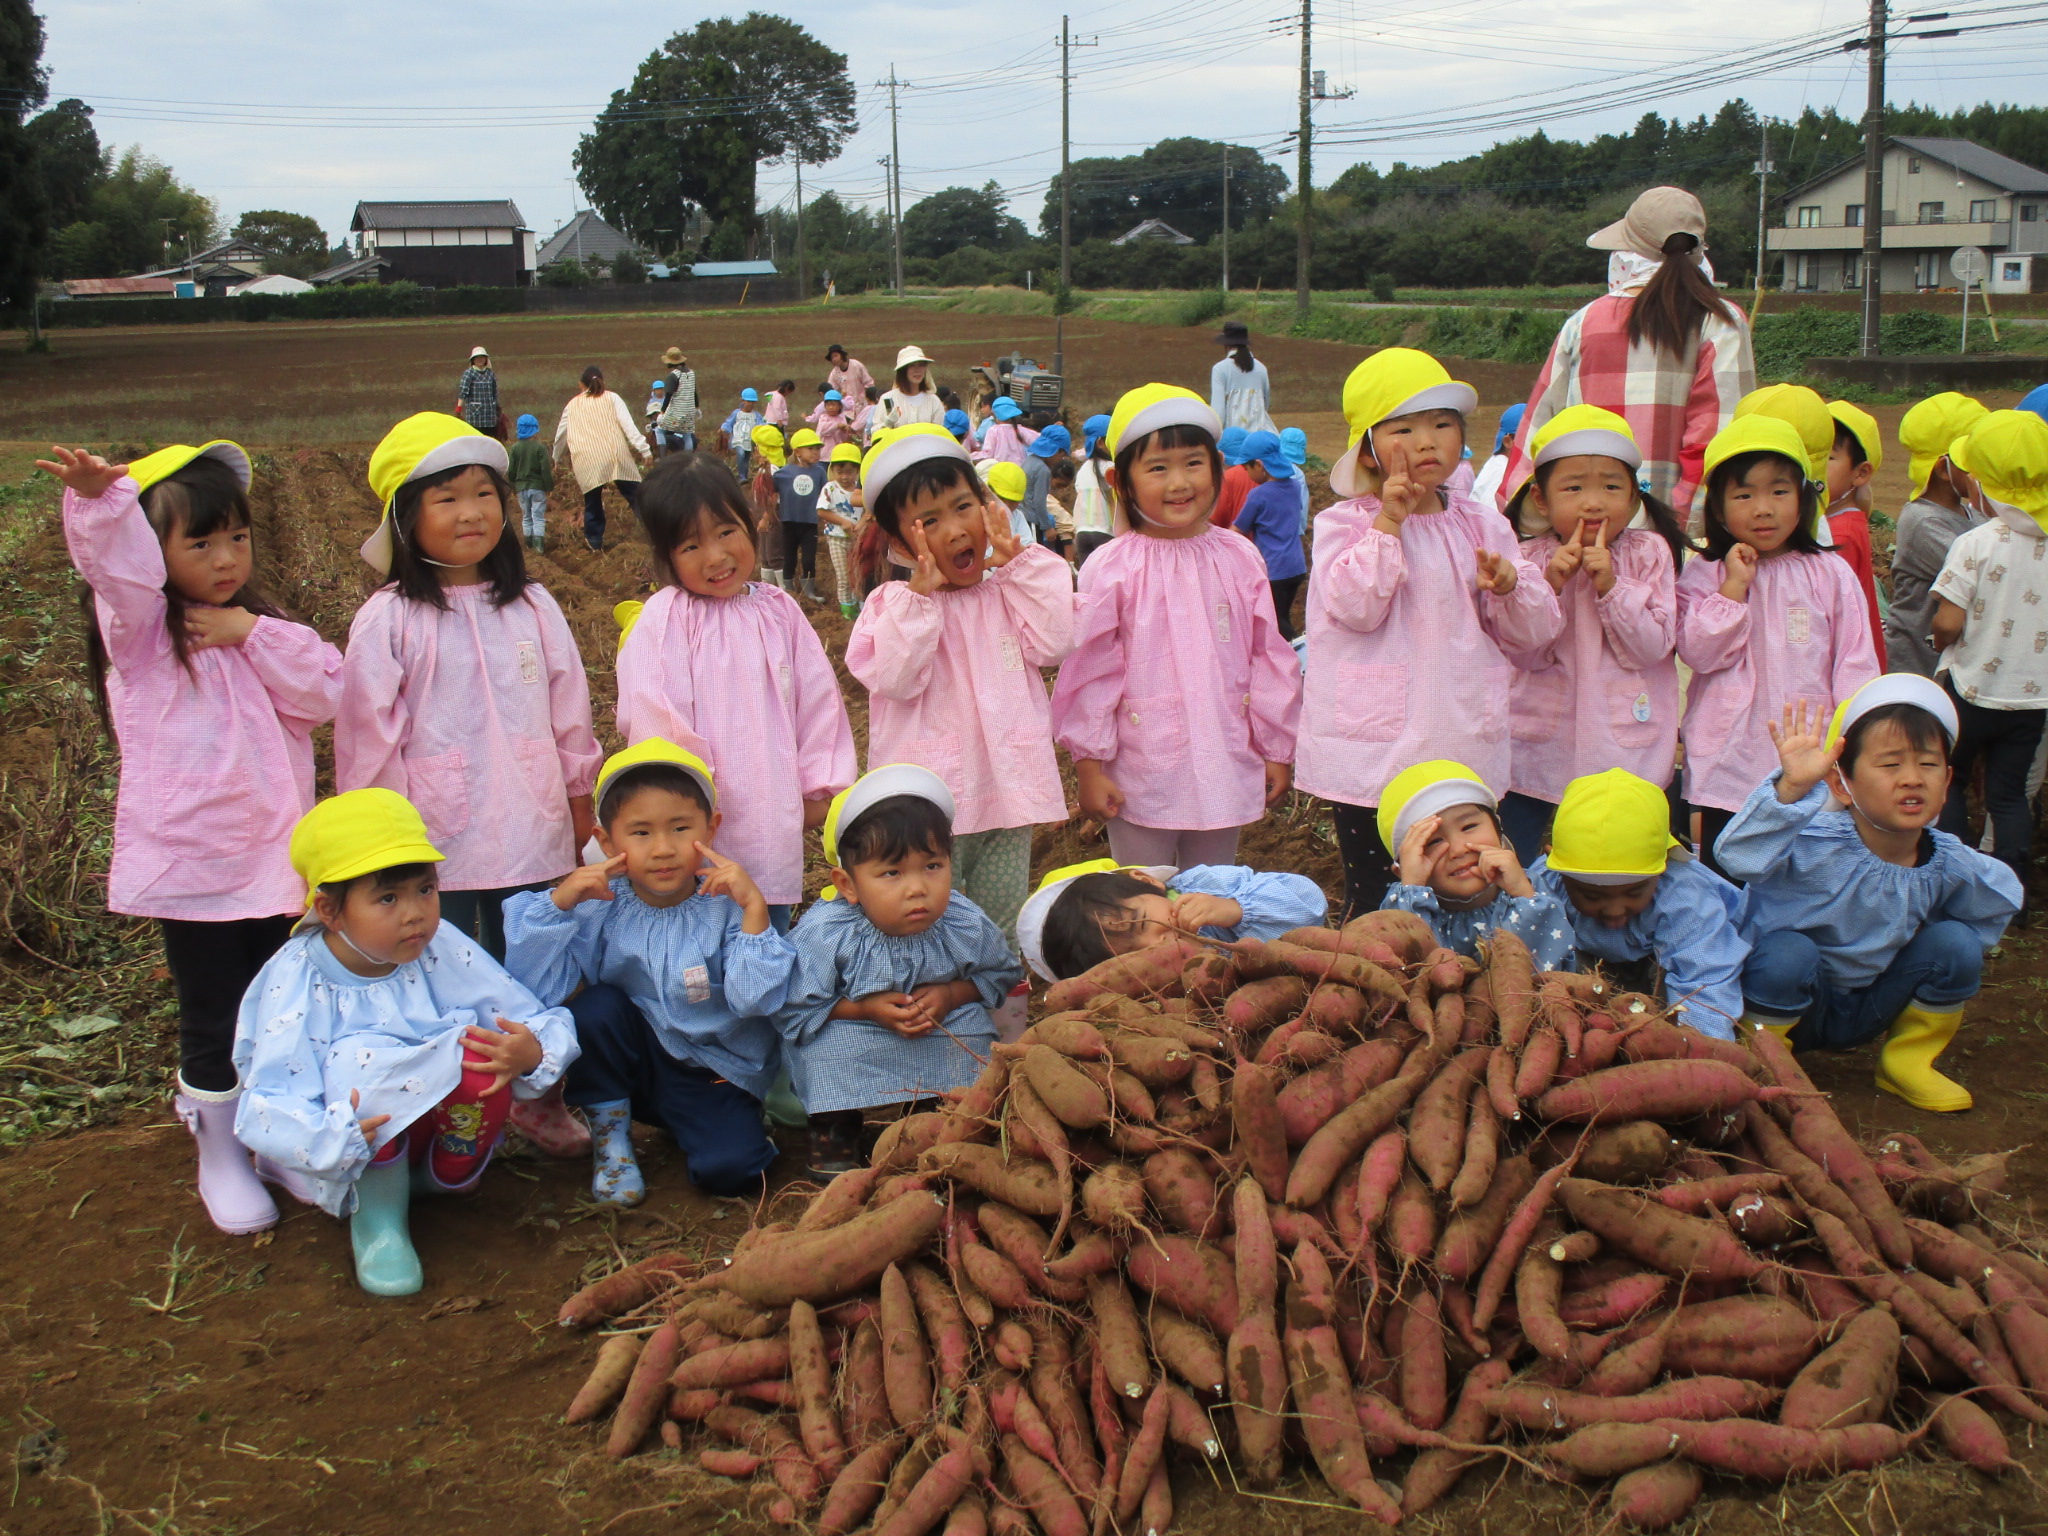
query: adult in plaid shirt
455 345 504 440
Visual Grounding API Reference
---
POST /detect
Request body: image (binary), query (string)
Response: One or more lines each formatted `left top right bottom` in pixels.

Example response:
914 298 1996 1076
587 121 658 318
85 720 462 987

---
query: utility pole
1221 146 1232 295
886 67 905 296
1751 123 1773 320
1859 0 1886 356
1296 0 1313 324
795 156 808 303
1058 15 1072 376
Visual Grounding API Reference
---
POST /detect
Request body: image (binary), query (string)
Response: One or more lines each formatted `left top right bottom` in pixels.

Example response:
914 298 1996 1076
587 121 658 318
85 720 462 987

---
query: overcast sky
39 0 2048 251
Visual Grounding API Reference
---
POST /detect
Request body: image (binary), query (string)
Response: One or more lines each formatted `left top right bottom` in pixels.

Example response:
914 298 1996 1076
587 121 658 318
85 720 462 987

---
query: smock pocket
154 772 259 858
1608 676 1664 750
406 749 471 843
1510 666 1569 744
903 733 965 798
1115 694 1190 778
1333 663 1408 739
513 737 568 821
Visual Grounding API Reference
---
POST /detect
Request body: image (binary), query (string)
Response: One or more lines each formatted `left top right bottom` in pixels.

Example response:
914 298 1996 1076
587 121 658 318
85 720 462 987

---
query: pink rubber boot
507 1079 591 1157
173 1079 278 1236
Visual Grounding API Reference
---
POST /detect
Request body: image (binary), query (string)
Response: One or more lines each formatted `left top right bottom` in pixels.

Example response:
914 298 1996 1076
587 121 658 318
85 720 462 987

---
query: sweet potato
1779 1305 1898 1430
879 1264 932 1432
1026 1321 1101 1498
1086 1272 1152 1400
1788 1105 1912 1270
698 1448 763 1478
1515 1221 1574 1360
606 1318 683 1458
1609 1460 1703 1530
1105 1031 1195 1088
1583 1306 1676 1398
1397 1356 1512 1515
797 1166 885 1231
904 1264 972 1394
1115 1386 1171 1526
1080 1162 1148 1233
959 1239 1035 1311
1559 1271 1671 1330
1666 1418 1907 1479
1148 1307 1226 1395
1386 1167 1441 1272
1410 1047 1490 1192
977 1202 1084 1300
1288 1065 1434 1208
1436 1154 1536 1284
1985 1266 2048 1393
873 1111 951 1173
1227 1305 1288 1486
1742 1103 1876 1252
1652 1172 1786 1213
1545 1421 1685 1479
1926 1393 2016 1473
1338 908 1437 964
1002 1435 1089 1536
558 1253 696 1330
1021 1045 1112 1130
1485 1375 1778 1430
1276 1040 1403 1146
1471 1154 1575 1329
1630 1295 1821 1384
671 1335 791 1391
1515 1025 1564 1102
566 1332 642 1425
1044 938 1201 1011
1355 1129 1407 1239
1487 928 1539 1049
1448 1094 1499 1210
840 1320 893 1449
1142 1146 1221 1238
1616 1015 1756 1072
919 1144 1061 1219
1398 1287 1450 1430
1536 1058 1766 1123
1531 1120 1675 1183
725 1190 949 1306
1022 1014 1111 1061
875 1444 975 1536
1558 1178 1768 1283
1127 1234 1238 1337
1283 1250 1400 1524
1223 974 1311 1034
787 1299 849 1478
1179 947 1237 1004
1042 1223 1125 1284
1309 983 1371 1037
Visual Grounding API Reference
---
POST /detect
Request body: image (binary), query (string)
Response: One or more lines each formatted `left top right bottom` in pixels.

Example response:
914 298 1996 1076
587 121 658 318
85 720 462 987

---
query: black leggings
1940 681 2046 886
781 521 819 580
1330 800 1397 923
1693 804 1737 885
1269 576 1305 642
160 915 298 1092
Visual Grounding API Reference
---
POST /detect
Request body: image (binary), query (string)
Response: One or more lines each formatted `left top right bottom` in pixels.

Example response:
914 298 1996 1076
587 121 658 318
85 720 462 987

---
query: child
1280 426 1312 536
944 408 973 445
775 426 827 603
982 459 1036 547
1209 426 1254 529
645 379 669 448
1374 760 1573 969
778 766 1023 1175
818 442 866 618
766 379 796 430
1046 454 1078 563
809 389 858 452
855 386 883 445
1023 423 1068 551
1233 429 1308 642
44 440 343 1236
847 424 1075 947
1675 415 1880 880
974 396 1039 466
504 741 797 1204
1531 767 1750 1038
1887 392 1989 675
1018 856 1327 983
1072 413 1116 566
750 423 786 586
1929 408 2048 890
233 789 578 1294
1051 384 1303 869
1472 401 1524 510
1824 399 1888 666
614 453 856 926
1718 680 2021 1110
723 387 764 478
507 413 553 552
1296 348 1562 918
1498 405 1689 860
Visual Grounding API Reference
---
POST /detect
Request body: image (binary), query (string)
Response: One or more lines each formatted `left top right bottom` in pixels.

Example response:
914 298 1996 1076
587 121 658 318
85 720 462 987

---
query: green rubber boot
350 1156 423 1296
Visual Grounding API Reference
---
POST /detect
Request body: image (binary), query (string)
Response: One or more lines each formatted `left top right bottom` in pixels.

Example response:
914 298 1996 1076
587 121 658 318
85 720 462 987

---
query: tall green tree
232 209 328 276
0 0 49 317
45 148 216 278
574 13 855 253
1042 138 1287 241
902 182 1027 259
26 96 99 228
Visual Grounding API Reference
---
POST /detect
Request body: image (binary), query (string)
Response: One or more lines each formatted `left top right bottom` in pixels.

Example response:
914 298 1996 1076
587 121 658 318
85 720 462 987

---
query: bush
1174 289 1227 328
1369 273 1396 303
538 259 594 289
611 251 646 284
37 282 529 328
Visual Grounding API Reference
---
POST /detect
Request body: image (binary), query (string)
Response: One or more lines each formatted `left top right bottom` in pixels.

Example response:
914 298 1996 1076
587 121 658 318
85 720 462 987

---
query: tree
232 209 327 277
1042 138 1287 241
26 97 100 229
575 13 855 252
901 182 1027 260
0 0 49 317
44 147 216 278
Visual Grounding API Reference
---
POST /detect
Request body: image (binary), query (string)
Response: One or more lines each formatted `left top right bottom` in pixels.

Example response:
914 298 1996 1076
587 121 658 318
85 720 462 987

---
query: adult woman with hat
551 365 651 551
657 348 698 453
455 345 505 441
1210 319 1276 437
1505 187 1754 522
876 344 946 431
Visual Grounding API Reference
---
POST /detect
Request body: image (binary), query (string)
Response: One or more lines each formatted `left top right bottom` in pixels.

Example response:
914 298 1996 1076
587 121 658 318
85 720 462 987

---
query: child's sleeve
1176 865 1327 939
531 590 602 800
721 903 802 1019
425 927 580 1098
1241 552 1303 765
61 480 171 670
774 915 853 1046
1049 578 1128 763
238 619 345 731
1316 518 1407 634
334 595 415 796
1474 517 1565 654
787 618 858 804
845 582 942 699
959 910 1026 1009
1595 535 1680 672
501 888 601 1006
1935 846 2024 948
1674 558 1751 675
1648 872 1750 1040
1820 558 1882 701
994 543 1078 669
1930 534 1979 640
1708 775 1822 887
230 952 372 1185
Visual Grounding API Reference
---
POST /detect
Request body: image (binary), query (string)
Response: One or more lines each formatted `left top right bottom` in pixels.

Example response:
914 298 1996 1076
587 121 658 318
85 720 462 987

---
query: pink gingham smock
973 422 1040 467
64 479 343 921
806 405 859 452
337 584 601 892
1675 550 1881 813
1297 494 1562 809
1051 526 1301 832
847 543 1075 836
1504 528 1680 803
614 583 855 906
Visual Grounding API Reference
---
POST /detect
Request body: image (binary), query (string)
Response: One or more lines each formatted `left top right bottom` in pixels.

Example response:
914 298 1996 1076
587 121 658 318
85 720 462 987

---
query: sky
38 0 2048 253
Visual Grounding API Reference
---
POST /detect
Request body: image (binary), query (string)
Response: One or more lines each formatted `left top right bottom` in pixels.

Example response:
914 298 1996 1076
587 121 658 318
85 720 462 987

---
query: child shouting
504 741 797 1205
1717 680 2021 1110
1887 392 1989 675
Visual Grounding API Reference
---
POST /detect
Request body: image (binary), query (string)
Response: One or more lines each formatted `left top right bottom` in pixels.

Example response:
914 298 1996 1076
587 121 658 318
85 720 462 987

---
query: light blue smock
1380 882 1576 972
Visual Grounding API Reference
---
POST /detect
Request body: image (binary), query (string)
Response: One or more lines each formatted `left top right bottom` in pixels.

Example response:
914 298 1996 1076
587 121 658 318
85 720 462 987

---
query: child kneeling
1716 677 2022 1110
779 766 1023 1177
505 740 796 1205
1016 858 1329 983
232 790 578 1296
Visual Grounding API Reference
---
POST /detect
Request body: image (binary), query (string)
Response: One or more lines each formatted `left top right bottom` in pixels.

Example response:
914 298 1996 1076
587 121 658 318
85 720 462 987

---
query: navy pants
1497 792 1555 867
563 983 776 1195
438 882 546 963
1741 920 1981 1050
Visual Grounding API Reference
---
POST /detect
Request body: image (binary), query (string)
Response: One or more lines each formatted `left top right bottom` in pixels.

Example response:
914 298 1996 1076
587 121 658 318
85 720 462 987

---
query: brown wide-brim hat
662 346 684 365
1587 186 1708 257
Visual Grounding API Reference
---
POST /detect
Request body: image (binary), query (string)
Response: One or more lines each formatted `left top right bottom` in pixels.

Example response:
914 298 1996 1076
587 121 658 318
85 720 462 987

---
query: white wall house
349 201 537 288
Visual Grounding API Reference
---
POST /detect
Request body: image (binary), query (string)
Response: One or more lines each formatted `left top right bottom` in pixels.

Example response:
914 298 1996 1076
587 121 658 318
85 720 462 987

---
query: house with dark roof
1766 136 2048 294
306 252 390 288
348 200 536 288
537 210 644 271
1112 218 1195 247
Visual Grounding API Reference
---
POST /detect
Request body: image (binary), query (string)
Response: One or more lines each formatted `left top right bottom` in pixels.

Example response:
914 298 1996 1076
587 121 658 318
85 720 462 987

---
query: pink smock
1051 526 1301 832
1297 494 1562 808
973 422 1040 466
337 584 602 892
614 582 856 905
847 543 1075 836
1675 549 1881 813
1505 529 1680 803
63 479 343 921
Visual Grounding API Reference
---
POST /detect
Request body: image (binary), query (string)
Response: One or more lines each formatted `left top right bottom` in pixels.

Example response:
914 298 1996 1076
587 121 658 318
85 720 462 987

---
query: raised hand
463 1016 545 1095
693 841 766 917
1768 699 1841 803
184 606 258 650
1373 438 1418 537
1544 538 1584 595
551 853 628 910
982 495 1019 569
1579 517 1616 596
1720 541 1759 602
905 519 945 596
1475 846 1535 898
1475 546 1519 597
35 445 129 500
1396 813 1444 888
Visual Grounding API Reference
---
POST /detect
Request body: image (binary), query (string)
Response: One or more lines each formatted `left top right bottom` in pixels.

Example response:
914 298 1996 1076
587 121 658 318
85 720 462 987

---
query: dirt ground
2 311 2048 1534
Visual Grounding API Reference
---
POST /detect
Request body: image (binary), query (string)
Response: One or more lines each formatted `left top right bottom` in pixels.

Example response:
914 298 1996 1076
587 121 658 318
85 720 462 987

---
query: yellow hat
830 442 863 465
614 598 645 642
984 460 1027 503
788 427 824 451
821 763 956 870
594 737 716 817
1546 769 1682 885
1331 349 1477 500
1106 383 1221 459
1826 400 1883 474
1701 414 1813 495
1899 391 1988 501
289 789 444 905
1951 408 2048 521
1017 857 1118 980
128 440 252 496
861 422 970 503
1734 384 1832 485
1503 404 1641 526
752 423 787 467
363 412 510 575
1375 759 1495 856
1826 672 1958 753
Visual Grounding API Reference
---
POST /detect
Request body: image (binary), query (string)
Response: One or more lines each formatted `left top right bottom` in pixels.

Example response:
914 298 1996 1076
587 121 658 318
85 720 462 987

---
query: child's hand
1475 547 1518 597
1167 893 1242 933
1578 519 1616 596
694 842 769 929
464 1016 545 1095
349 1088 390 1140
1768 699 1840 803
1476 847 1535 898
1263 760 1291 807
1075 760 1125 823
803 796 831 831
1373 439 1417 536
1544 539 1584 595
907 981 969 1025
184 606 258 649
553 854 627 910
904 519 945 597
983 496 1019 569
1719 542 1759 601
35 446 129 500
859 992 937 1038
1396 814 1444 888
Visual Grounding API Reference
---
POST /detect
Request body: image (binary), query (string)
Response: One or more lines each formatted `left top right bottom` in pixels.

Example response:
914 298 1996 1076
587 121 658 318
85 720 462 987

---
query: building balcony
1768 221 2003 252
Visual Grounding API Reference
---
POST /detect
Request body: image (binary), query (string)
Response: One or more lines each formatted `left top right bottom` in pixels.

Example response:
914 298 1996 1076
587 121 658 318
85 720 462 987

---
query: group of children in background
39 340 2048 1297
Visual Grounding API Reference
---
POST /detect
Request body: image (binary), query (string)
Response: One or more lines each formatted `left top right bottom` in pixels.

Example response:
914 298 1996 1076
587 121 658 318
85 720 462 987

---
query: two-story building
347 200 537 288
1766 135 2048 294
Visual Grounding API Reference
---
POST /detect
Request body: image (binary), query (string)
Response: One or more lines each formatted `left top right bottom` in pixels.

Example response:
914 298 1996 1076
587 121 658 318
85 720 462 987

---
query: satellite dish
1951 246 1990 286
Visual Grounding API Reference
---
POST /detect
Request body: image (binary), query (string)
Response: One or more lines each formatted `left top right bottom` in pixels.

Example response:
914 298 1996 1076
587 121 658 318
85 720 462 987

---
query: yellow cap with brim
830 442 863 465
128 439 253 496
1951 408 2048 522
984 460 1027 503
1106 383 1221 460
1502 404 1640 528
289 788 444 906
1331 349 1477 500
1014 859 1180 981
594 737 716 817
614 599 645 643
788 427 824 451
752 424 787 467
1827 400 1883 474
1701 414 1829 542
1375 759 1495 857
1735 384 1833 486
363 412 510 576
821 763 957 870
1546 768 1683 885
860 422 970 503
1826 672 1958 753
1901 391 1989 501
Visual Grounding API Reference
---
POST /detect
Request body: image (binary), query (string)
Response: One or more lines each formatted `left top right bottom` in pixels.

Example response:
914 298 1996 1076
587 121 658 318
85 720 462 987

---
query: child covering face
1019 859 1328 982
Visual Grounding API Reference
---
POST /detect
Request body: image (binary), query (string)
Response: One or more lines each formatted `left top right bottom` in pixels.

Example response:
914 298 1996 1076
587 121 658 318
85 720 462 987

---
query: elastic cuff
1909 993 1972 1014
175 1075 242 1103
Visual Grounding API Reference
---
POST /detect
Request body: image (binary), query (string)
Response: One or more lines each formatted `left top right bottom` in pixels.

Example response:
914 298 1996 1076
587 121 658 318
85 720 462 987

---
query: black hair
855 454 982 592
837 794 952 870
777 379 795 393
864 386 881 403
1527 459 1697 572
1833 420 1870 470
1230 344 1256 373
581 365 605 394
1042 870 1159 979
598 762 713 827
387 461 530 610
1840 702 1950 775
1625 233 1738 360
317 861 436 906
1702 450 1823 560
638 452 759 584
1111 422 1223 535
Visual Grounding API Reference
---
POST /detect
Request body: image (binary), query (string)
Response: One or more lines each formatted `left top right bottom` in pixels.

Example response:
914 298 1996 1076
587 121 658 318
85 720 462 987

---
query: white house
227 273 314 298
349 200 537 288
1112 218 1195 247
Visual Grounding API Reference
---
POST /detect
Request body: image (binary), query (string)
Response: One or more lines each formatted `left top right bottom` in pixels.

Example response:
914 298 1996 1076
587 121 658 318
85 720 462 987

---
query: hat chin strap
331 924 405 969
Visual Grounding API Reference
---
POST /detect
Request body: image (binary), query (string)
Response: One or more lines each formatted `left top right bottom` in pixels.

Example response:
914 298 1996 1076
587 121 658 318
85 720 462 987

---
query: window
1918 201 1946 224
1908 155 1923 173
1916 251 1942 288
1794 253 1820 292
1845 204 1865 227
1797 205 1822 228
1970 199 1999 223
2003 260 2026 282
1843 252 1862 287
2023 204 2040 222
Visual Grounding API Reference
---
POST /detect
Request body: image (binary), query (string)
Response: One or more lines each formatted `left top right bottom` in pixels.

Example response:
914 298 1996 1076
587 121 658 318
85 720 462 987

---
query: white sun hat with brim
1825 673 1960 753
1374 759 1495 858
860 422 973 509
1015 858 1177 982
361 411 510 576
893 344 936 372
1328 349 1478 500
469 345 490 360
821 763 957 870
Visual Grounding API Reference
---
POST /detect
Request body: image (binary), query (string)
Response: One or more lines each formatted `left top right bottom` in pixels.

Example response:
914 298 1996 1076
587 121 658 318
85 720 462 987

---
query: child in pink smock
43 441 342 1238
846 424 1075 944
614 453 858 924
1497 404 1690 861
1295 348 1563 918
1677 415 1880 881
1050 384 1302 870
973 396 1040 467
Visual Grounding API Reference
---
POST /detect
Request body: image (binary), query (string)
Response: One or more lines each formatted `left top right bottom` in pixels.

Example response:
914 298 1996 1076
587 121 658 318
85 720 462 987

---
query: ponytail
1625 234 1737 359
1231 345 1255 373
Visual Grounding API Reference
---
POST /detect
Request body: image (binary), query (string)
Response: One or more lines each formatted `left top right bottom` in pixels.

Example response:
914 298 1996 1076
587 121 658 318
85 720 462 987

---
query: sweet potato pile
554 911 2042 1531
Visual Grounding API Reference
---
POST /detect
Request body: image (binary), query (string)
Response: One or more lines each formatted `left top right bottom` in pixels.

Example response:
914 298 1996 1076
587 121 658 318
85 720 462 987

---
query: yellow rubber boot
1874 1002 1973 1113
1741 1013 1798 1041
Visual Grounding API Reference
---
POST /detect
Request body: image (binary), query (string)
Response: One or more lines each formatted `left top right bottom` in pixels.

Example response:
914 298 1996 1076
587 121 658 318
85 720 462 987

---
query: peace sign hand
905 519 945 596
1579 517 1616 595
982 495 1019 569
552 853 628 911
1373 438 1418 536
35 445 129 500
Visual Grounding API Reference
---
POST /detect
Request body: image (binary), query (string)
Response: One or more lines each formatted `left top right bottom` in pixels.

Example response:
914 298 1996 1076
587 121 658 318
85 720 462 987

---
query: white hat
894 344 935 371
860 423 972 507
822 763 957 869
1015 860 1174 982
1826 673 1959 752
469 345 490 359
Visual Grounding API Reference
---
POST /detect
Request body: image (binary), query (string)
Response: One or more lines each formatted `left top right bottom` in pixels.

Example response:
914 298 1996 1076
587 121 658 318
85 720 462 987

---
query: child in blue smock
1530 767 1749 1038
232 789 579 1297
1376 759 1574 971
1716 676 2021 1111
503 740 798 1205
779 765 1023 1178
1015 856 1329 983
